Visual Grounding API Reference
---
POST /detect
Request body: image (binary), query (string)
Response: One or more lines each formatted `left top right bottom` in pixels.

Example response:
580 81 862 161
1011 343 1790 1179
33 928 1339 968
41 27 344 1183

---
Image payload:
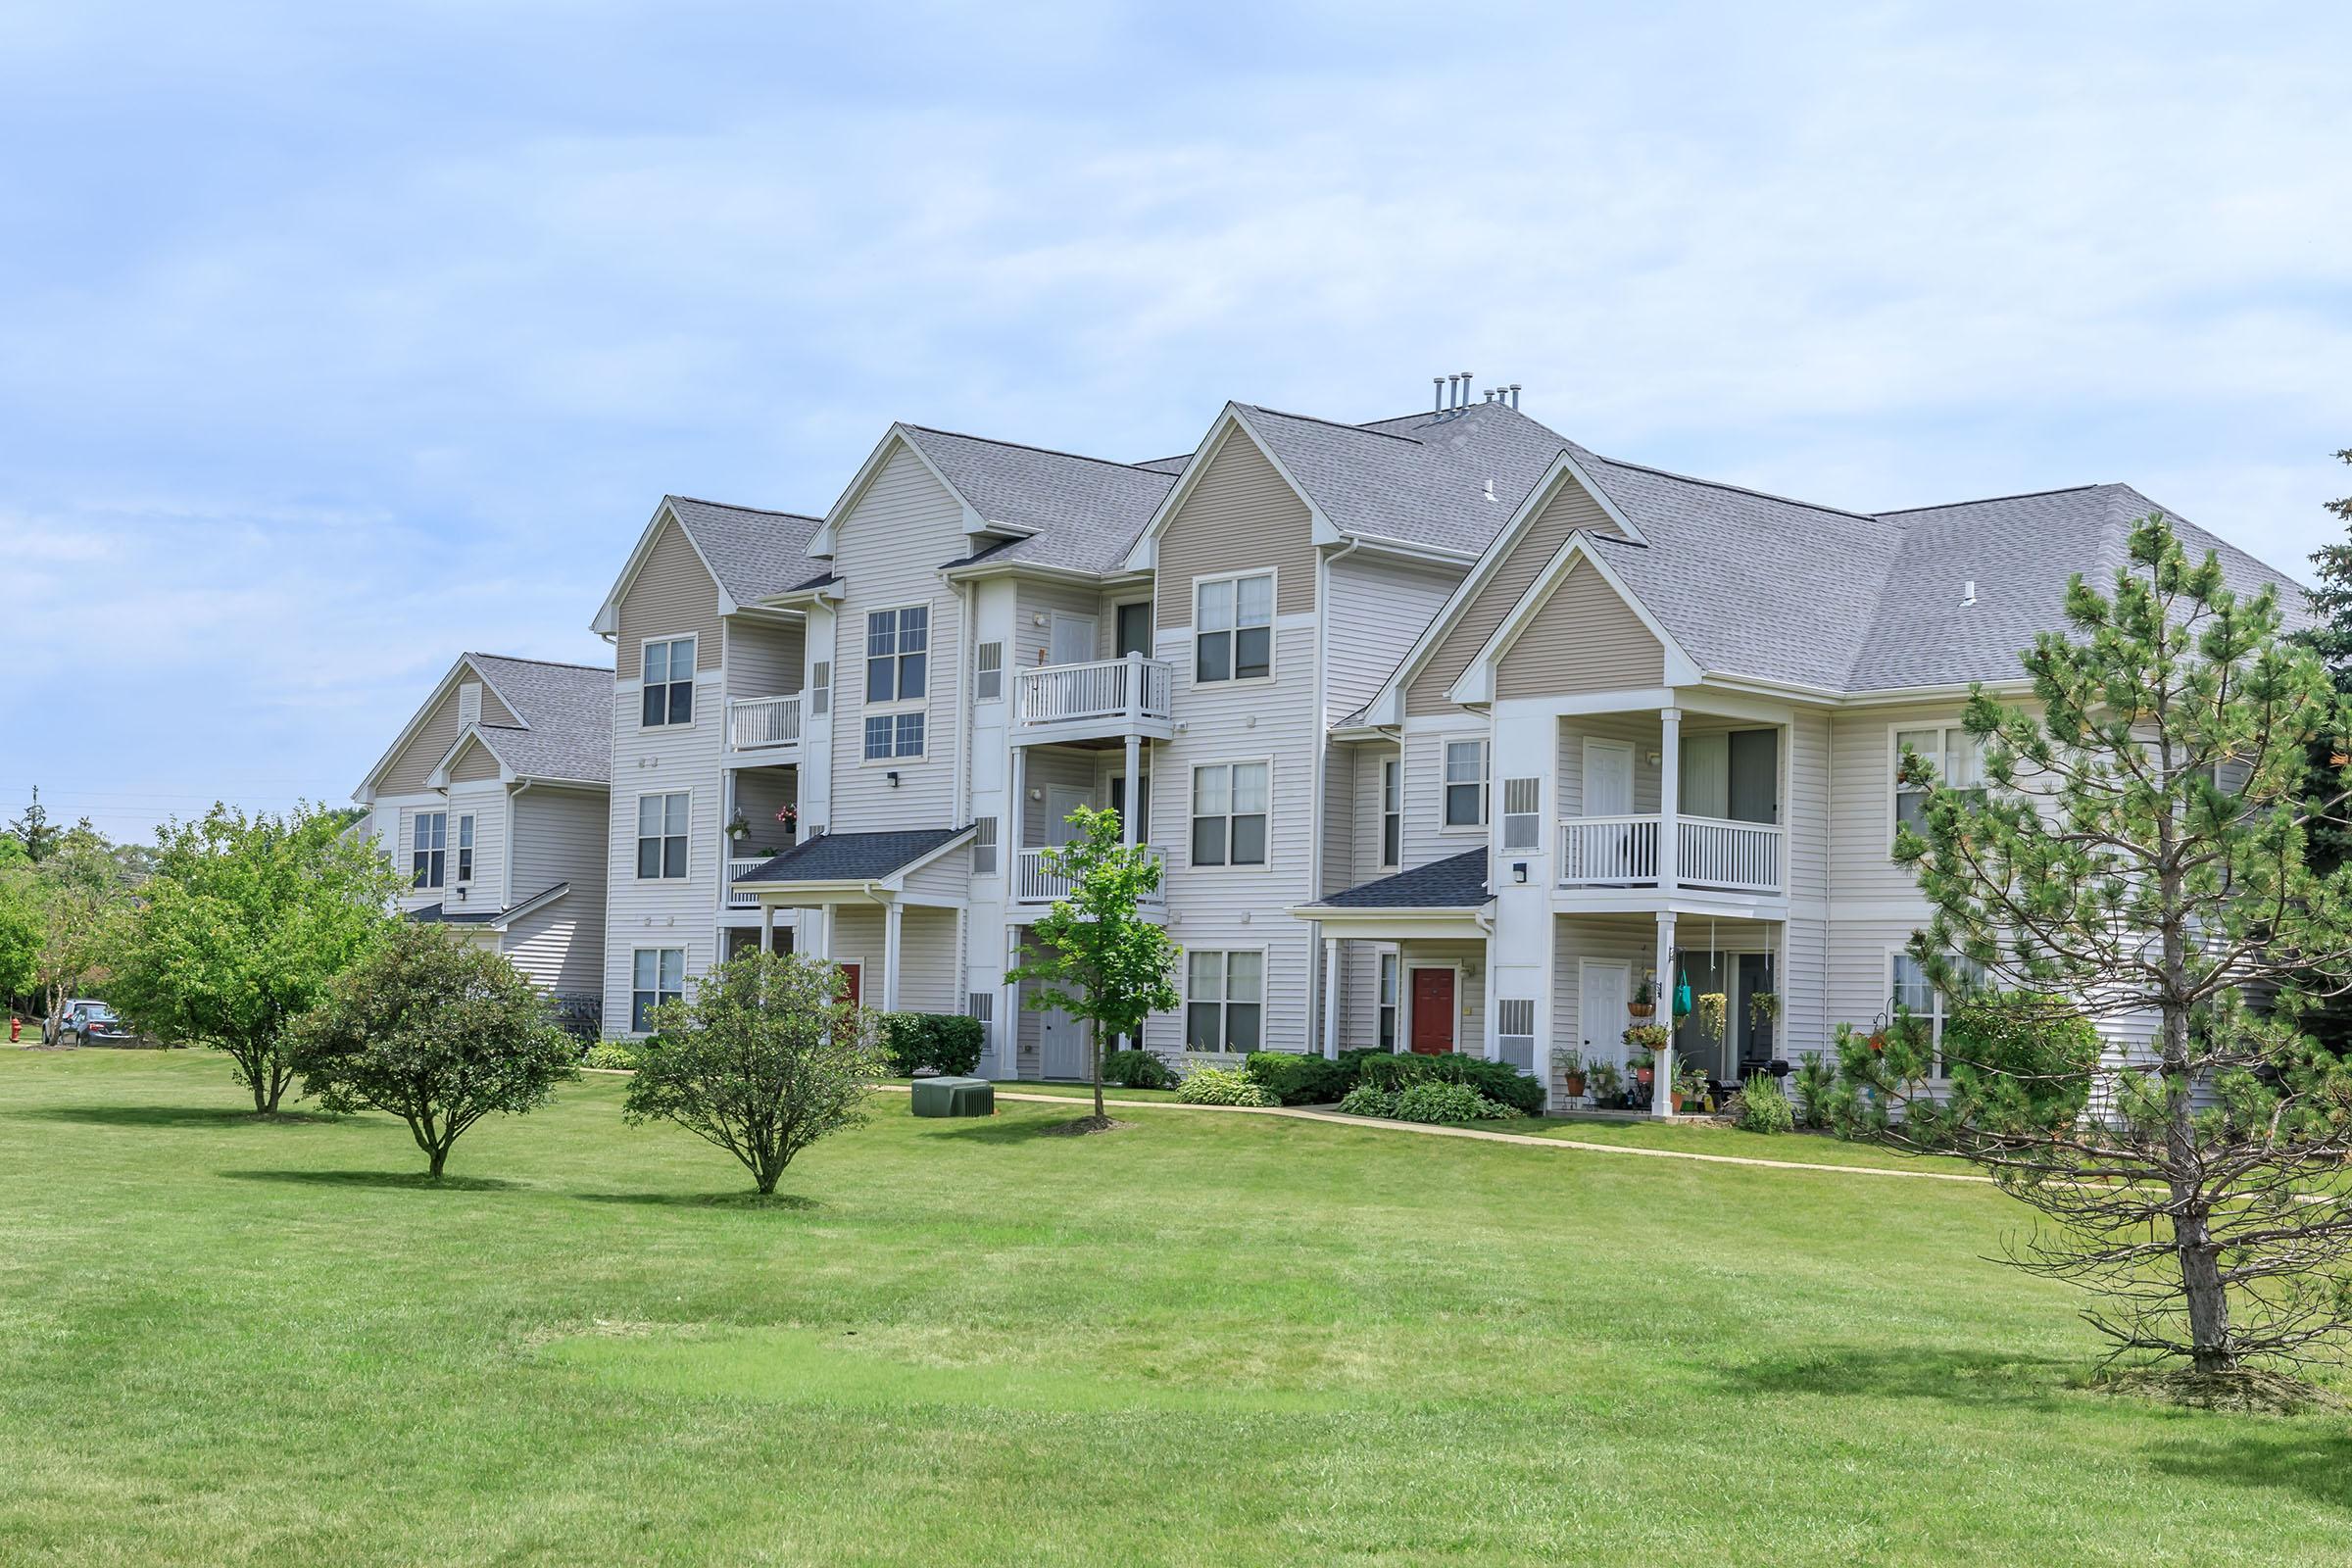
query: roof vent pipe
1961 579 1978 607
1508 383 1522 410
1433 375 1446 415
1459 370 1473 409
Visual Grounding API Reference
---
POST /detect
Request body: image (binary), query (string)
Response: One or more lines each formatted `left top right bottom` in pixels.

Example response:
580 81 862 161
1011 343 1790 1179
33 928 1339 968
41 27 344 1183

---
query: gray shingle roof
1312 849 1492 910
663 495 827 607
463 654 612 785
899 425 1178 575
736 826 969 885
409 881 569 925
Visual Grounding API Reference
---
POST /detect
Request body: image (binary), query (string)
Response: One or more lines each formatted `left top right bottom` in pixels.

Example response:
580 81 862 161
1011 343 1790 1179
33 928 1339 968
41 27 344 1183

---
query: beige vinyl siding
379 686 465 796
1787 710 1832 904
894 906 959 1013
826 442 965 836
511 785 608 906
827 906 885 1001
1552 713 1665 820
1153 428 1315 630
724 617 804 703
1325 553 1457 723
1400 720 1494 869
1020 749 1099 846
1827 706 1958 905
1319 742 1354 899
900 844 971 905
447 735 501 784
1014 580 1103 671
1494 561 1663 698
615 514 723 677
469 676 519 728
504 898 604 1000
1351 741 1401 884
1407 470 1617 715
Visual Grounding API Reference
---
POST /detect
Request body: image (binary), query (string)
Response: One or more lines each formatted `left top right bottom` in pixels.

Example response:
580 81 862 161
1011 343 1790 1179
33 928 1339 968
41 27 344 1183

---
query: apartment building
367 380 2311 1108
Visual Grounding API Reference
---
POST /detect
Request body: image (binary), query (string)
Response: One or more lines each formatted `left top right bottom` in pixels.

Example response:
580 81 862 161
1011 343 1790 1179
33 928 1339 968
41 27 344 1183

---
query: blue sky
3 1 2348 841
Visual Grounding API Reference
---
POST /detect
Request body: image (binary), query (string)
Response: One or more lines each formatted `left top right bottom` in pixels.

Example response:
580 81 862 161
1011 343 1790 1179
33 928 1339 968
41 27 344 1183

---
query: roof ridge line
465 652 613 673
1241 404 1424 446
1873 482 2113 517
1584 453 1883 523
665 494 822 522
899 422 1180 477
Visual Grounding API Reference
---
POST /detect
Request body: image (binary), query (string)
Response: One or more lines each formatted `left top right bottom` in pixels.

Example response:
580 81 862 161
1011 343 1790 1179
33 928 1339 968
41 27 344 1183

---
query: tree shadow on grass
2142 1425 2352 1512
575 1190 820 1211
917 1114 1120 1145
218 1168 524 1193
1711 1346 2084 1409
12 1104 338 1130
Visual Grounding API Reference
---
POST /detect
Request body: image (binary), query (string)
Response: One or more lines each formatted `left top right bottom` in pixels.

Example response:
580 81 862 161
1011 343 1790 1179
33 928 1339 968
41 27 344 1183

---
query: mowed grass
4 1052 2350 1566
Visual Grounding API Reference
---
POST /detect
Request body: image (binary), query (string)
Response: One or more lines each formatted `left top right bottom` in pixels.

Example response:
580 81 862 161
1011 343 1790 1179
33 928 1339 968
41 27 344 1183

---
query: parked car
58 1002 135 1047
42 999 106 1045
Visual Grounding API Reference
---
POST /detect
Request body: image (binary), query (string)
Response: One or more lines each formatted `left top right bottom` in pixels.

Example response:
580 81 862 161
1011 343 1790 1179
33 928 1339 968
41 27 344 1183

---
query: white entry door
1045 785 1092 847
1040 1005 1088 1080
1584 740 1635 816
1579 959 1631 1070
1049 613 1097 667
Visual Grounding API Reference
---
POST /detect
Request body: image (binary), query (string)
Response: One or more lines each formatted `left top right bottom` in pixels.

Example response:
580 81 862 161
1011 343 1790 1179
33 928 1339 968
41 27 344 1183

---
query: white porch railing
725 857 767 909
1679 816 1783 892
1558 814 1659 884
1557 813 1783 893
727 693 802 751
1014 656 1173 730
1015 846 1165 905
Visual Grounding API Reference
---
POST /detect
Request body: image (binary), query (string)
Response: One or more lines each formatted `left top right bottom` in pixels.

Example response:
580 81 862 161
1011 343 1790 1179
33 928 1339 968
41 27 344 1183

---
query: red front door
1409 968 1456 1054
838 963 862 1009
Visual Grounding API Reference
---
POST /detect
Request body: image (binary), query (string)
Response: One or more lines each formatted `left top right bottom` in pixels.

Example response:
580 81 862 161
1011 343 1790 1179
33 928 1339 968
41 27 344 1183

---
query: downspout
951 580 975 1013
1309 534 1364 1054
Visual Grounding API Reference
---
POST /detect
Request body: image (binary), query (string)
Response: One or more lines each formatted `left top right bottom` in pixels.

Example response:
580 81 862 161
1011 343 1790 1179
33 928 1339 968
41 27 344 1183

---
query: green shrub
1244 1051 1351 1104
874 1012 985 1077
1733 1075 1794 1134
581 1042 641 1072
1176 1065 1277 1106
1337 1083 1398 1117
1100 1048 1176 1090
1355 1051 1546 1115
1391 1081 1517 1123
1791 1054 1838 1129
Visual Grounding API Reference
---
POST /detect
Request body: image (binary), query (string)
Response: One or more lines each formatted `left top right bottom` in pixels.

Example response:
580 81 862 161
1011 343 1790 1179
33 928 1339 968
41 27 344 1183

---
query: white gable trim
1120 405 1336 571
1343 452 1648 728
355 654 507 804
590 499 739 638
425 727 516 790
1451 533 1700 706
808 425 989 559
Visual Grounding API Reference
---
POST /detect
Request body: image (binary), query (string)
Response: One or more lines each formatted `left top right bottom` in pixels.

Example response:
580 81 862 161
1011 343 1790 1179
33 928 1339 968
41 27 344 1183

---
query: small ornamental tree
1006 805 1181 1129
20 828 131 1041
623 951 883 1195
111 804 397 1111
1851 513 2352 1397
291 923 578 1177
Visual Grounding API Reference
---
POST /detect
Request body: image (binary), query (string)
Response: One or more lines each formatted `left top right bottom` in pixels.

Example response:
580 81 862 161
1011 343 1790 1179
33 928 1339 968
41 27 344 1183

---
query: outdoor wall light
886 771 901 788
1512 860 1527 883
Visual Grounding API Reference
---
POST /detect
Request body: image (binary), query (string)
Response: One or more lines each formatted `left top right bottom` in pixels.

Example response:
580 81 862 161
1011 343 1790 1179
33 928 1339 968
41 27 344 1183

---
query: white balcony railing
1014 656 1173 731
1016 846 1165 906
1558 814 1659 885
1679 816 1783 893
1558 814 1782 894
725 857 767 909
727 693 802 751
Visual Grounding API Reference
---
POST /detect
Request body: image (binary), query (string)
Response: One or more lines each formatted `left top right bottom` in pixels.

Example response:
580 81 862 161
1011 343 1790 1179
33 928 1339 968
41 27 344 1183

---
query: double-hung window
1890 952 1987 1077
631 948 685 1033
641 636 695 726
1185 951 1264 1052
863 712 925 760
1893 725 1984 846
637 792 688 879
411 811 446 889
1194 572 1272 683
1191 760 1269 866
455 813 474 882
865 606 928 704
1377 952 1400 1051
1445 739 1489 828
1380 758 1401 868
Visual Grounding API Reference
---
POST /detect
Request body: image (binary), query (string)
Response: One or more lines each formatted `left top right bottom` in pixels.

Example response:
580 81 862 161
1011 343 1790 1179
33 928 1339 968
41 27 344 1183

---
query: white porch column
1658 706 1682 895
760 902 774 954
997 922 1022 1081
883 902 904 1012
1320 934 1341 1059
1652 909 1677 1117
1123 731 1142 850
805 906 830 962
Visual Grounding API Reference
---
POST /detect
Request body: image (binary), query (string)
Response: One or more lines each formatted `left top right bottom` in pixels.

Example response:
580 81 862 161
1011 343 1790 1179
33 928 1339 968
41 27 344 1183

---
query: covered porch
728 826 974 1018
1290 850 1497 1063
1552 908 1785 1115
1005 736 1162 912
1549 704 1787 899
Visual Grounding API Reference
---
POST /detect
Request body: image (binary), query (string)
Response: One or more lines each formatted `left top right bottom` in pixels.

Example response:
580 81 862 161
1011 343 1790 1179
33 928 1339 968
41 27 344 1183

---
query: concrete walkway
878 1085 1996 1186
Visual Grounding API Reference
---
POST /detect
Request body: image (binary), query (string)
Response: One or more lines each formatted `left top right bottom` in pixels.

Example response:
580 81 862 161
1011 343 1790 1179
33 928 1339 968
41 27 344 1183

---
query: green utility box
910 1076 995 1118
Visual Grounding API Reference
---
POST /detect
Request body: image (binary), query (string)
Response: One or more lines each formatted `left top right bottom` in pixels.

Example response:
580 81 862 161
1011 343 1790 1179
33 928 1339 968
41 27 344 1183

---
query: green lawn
4 1050 2349 1566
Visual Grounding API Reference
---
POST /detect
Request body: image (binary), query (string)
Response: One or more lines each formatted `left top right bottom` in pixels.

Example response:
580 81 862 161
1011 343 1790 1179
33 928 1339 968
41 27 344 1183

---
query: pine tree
1844 513 2352 1401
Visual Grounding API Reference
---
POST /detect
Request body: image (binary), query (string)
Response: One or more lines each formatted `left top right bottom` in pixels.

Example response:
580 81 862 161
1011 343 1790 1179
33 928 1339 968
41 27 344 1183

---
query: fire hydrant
9 1016 20 1044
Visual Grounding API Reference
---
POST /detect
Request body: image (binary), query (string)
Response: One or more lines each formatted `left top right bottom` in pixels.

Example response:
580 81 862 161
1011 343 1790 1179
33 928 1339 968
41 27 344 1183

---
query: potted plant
1675 1061 1708 1113
1628 980 1655 1020
774 804 800 842
1560 1049 1586 1101
1586 1061 1621 1105
725 808 752 843
1748 991 1780 1030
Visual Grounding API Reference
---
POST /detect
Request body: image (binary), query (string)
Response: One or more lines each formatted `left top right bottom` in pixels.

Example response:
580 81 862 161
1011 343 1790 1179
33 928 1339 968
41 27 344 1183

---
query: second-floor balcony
1015 846 1166 907
727 693 802 753
1013 655 1174 746
1558 813 1783 896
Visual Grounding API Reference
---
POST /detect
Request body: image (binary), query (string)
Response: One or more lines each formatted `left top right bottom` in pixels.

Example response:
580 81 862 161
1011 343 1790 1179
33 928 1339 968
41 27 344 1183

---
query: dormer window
641 637 695 727
1195 572 1272 683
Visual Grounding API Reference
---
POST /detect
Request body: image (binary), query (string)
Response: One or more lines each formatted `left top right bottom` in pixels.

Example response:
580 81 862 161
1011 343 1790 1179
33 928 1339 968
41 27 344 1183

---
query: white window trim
1181 945 1269 1055
972 815 1001 877
1887 720 1981 855
1190 567 1278 688
1379 756 1402 870
862 604 930 712
1188 757 1274 871
859 710 927 764
639 635 698 730
410 808 448 890
455 811 475 885
1440 736 1490 835
634 789 692 882
1885 947 1984 1081
808 660 832 717
1376 945 1401 1053
974 641 1004 703
628 946 686 1036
